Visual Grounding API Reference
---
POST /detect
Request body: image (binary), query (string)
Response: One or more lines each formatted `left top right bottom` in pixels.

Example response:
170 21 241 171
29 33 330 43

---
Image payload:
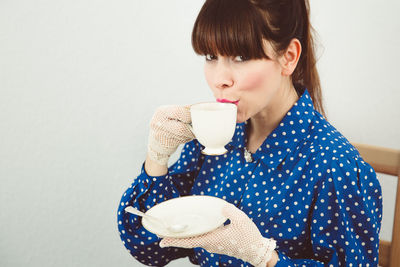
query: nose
215 64 234 89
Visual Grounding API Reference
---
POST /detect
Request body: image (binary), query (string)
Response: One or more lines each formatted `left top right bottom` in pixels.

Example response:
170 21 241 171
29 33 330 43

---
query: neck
247 84 299 152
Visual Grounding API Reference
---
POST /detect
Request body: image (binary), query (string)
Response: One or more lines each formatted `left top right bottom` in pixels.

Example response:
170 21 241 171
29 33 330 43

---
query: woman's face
204 42 287 123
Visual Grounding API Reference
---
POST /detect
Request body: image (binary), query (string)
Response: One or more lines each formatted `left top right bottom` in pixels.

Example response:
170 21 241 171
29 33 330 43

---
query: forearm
117 171 184 265
266 251 278 266
145 154 168 176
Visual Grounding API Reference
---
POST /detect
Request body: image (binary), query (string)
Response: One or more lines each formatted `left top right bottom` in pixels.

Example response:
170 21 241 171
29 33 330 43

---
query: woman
117 0 382 266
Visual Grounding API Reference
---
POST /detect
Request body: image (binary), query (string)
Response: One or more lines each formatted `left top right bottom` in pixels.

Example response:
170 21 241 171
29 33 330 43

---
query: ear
280 38 302 76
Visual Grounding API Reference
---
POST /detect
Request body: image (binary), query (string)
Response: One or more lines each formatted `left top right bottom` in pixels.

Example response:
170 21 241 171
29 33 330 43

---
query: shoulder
297 112 378 184
300 111 360 161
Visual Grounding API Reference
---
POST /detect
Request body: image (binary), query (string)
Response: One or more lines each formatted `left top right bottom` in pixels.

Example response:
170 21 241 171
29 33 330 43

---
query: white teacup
190 102 237 155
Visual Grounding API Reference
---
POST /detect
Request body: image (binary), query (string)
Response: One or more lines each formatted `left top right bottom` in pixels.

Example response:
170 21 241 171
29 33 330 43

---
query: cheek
236 67 279 119
204 65 213 87
240 70 269 91
204 65 220 97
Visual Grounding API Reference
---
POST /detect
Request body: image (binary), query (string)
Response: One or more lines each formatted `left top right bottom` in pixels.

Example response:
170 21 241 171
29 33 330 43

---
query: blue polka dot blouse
117 89 382 266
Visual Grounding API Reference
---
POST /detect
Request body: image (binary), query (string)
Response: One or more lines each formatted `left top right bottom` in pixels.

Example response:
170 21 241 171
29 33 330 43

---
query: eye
233 56 248 62
205 54 217 61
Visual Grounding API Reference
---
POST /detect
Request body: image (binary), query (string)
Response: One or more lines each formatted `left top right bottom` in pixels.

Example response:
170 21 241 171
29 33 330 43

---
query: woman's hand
147 105 195 166
159 203 277 267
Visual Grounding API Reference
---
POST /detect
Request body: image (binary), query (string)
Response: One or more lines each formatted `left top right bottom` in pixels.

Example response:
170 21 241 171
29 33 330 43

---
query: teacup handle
172 116 195 137
186 123 196 139
187 123 194 134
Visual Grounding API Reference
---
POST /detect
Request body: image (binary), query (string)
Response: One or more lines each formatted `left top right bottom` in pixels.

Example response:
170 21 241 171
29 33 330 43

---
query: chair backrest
353 143 400 267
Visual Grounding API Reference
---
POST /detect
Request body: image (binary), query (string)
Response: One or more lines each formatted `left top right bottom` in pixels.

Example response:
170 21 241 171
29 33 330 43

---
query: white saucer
142 195 228 238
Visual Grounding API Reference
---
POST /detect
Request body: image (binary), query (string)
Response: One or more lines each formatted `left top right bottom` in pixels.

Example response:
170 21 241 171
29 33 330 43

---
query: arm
144 154 168 177
273 156 382 266
267 252 278 266
117 140 204 266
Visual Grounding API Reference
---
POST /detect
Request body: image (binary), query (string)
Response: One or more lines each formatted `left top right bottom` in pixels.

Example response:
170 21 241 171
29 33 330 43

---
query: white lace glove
159 203 277 267
147 105 195 166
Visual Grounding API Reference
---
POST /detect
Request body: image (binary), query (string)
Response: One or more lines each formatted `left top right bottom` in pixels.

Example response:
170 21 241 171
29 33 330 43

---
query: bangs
192 0 272 59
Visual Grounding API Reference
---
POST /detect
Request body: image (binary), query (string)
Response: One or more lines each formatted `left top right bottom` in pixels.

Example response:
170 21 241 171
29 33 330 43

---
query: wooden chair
353 143 400 267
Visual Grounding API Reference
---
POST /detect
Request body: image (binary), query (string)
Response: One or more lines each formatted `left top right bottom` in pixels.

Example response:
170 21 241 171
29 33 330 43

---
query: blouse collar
227 89 316 169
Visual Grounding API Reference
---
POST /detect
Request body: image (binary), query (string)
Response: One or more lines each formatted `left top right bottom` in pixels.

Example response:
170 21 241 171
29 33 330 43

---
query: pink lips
217 98 239 105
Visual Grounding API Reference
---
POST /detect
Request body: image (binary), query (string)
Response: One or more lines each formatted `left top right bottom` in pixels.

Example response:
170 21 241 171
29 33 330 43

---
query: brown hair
192 0 325 116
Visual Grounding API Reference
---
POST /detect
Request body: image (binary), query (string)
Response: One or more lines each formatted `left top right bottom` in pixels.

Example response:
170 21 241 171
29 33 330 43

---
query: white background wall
0 1 399 266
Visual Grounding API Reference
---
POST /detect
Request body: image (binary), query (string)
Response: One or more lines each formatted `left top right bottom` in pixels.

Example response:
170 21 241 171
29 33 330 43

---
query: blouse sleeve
275 154 382 266
117 140 203 266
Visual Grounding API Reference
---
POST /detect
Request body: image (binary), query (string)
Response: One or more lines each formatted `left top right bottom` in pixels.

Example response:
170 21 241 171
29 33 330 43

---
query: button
143 181 148 188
